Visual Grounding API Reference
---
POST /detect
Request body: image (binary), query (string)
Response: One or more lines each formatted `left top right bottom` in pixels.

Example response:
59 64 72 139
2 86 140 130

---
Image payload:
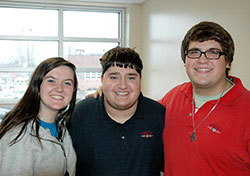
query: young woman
0 57 78 176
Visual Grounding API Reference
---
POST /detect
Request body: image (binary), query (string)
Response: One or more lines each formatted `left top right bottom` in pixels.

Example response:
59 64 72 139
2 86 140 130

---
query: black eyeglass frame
185 49 225 60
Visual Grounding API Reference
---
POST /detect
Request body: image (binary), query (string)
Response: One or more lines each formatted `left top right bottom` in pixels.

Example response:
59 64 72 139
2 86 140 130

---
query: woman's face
39 66 75 118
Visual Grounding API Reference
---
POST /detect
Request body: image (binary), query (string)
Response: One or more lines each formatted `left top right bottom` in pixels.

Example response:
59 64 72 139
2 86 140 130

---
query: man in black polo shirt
69 47 165 176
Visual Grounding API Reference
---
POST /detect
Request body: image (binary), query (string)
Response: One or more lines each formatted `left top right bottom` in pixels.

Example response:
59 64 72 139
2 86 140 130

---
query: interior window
0 4 124 106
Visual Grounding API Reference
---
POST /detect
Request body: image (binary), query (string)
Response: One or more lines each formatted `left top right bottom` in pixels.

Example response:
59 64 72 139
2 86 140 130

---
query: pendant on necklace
190 132 196 142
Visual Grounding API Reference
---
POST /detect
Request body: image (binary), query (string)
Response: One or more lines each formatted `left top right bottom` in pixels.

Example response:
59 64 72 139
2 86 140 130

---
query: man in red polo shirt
160 21 250 176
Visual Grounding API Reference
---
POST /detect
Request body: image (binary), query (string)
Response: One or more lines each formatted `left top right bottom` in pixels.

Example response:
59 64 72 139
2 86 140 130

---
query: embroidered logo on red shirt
208 123 222 134
140 131 153 138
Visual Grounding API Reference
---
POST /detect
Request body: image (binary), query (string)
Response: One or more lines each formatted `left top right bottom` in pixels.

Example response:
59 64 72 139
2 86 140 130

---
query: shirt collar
181 76 247 106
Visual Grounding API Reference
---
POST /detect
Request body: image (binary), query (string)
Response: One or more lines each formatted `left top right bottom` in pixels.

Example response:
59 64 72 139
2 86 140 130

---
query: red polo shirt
159 76 250 176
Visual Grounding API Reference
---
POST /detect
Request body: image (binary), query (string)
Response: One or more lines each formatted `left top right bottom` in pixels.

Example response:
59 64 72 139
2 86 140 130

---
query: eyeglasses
185 49 225 60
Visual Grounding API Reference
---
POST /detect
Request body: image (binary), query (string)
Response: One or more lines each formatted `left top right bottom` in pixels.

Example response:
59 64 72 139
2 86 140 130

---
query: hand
85 86 103 99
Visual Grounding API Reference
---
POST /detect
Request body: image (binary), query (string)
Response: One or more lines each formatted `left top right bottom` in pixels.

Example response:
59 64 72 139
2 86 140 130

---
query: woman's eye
64 81 72 86
47 79 55 83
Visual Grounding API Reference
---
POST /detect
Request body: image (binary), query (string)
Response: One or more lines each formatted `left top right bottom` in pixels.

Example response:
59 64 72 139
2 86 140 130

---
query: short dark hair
181 21 235 76
100 47 143 76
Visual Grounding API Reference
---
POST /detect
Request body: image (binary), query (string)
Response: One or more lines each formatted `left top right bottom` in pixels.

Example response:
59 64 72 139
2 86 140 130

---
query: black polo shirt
69 93 165 176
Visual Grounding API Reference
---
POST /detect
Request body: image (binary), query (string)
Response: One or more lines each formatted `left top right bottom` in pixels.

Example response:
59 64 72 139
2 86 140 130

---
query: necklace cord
190 82 227 142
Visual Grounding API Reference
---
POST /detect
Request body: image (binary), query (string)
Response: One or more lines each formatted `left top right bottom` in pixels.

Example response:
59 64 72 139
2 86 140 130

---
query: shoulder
142 96 165 111
139 96 165 129
168 82 191 95
74 96 102 115
159 81 191 106
140 95 166 122
0 123 32 152
0 124 32 175
70 97 102 129
75 97 98 110
228 76 250 103
73 97 102 117
0 124 24 144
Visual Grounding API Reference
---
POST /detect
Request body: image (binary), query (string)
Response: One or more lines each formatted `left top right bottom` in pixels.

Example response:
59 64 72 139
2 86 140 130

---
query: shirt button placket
120 130 127 173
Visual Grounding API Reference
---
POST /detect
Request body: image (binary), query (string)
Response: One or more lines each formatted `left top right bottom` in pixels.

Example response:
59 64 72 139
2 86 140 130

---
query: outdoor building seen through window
0 5 124 103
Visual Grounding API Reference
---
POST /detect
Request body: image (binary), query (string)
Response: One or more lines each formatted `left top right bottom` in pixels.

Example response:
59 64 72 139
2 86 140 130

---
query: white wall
140 0 250 100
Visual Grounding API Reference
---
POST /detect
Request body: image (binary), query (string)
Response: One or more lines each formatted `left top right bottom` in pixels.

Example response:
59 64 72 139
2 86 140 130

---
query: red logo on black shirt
140 131 153 138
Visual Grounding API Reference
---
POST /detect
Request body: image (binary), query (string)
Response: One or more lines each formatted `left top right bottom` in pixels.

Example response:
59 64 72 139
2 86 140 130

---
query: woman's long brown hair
0 57 78 145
